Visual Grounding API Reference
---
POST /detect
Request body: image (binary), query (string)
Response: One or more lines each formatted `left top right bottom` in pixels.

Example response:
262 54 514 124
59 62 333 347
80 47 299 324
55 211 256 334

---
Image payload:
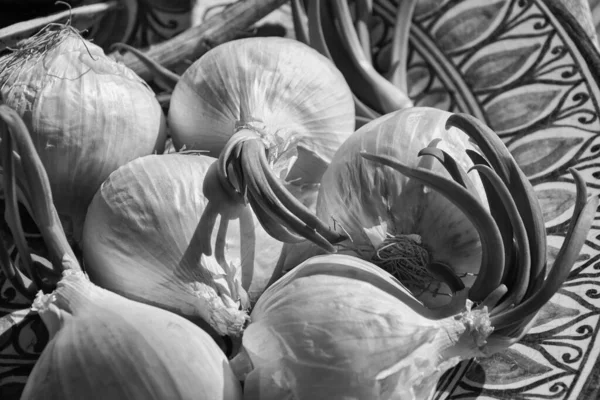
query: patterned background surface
3 0 600 399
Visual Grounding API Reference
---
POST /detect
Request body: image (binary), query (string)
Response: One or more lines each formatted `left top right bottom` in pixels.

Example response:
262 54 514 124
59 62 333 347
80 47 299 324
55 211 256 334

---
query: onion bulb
82 153 286 336
230 136 597 399
0 24 167 240
0 105 241 400
166 37 354 252
232 255 489 400
23 267 243 400
292 107 486 307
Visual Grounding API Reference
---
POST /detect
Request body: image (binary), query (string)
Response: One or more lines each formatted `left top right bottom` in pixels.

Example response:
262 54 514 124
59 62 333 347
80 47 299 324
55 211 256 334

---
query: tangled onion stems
294 0 416 123
361 113 598 338
0 104 74 294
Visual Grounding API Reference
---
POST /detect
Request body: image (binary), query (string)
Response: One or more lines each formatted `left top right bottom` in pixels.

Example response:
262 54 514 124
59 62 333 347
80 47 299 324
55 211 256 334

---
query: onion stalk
293 0 416 123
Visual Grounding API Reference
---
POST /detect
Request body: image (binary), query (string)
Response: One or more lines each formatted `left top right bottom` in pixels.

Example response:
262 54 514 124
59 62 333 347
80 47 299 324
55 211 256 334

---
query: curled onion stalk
0 104 243 400
293 0 415 123
360 113 598 334
115 37 354 252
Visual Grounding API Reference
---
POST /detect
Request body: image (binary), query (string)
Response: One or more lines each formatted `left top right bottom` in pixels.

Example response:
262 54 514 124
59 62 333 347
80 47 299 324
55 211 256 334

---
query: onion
296 107 486 307
230 125 597 399
0 106 241 400
158 36 355 252
23 268 243 400
0 25 167 240
82 152 287 336
231 255 488 400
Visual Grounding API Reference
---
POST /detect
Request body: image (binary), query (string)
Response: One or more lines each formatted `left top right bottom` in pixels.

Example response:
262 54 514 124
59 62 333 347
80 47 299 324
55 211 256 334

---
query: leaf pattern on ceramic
364 0 600 398
431 1 507 53
546 243 590 269
414 0 452 19
463 40 543 91
485 84 565 134
575 134 600 162
535 185 577 225
533 300 580 328
465 348 552 385
415 90 452 110
374 43 392 75
1 277 30 308
407 65 432 98
508 128 592 179
369 15 388 53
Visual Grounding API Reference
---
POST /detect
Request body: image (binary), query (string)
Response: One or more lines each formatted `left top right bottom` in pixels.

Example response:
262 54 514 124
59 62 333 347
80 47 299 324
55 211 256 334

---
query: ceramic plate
2 0 600 398
370 0 600 398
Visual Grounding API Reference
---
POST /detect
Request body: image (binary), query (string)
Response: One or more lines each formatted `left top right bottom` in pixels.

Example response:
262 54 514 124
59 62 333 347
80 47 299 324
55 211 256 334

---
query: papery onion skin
168 36 355 183
0 28 167 240
21 269 242 400
315 107 487 306
232 254 490 400
82 153 285 334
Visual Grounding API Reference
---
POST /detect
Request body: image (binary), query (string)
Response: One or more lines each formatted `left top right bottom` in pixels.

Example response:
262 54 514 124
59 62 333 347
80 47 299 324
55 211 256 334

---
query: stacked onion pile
0 11 596 400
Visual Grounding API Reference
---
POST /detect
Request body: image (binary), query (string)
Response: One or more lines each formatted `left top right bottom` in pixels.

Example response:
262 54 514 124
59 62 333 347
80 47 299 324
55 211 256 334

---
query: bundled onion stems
361 112 598 339
207 133 345 252
293 0 415 121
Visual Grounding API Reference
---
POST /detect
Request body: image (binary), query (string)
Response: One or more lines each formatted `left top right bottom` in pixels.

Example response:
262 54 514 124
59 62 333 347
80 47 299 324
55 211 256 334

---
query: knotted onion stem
361 112 598 343
198 130 345 253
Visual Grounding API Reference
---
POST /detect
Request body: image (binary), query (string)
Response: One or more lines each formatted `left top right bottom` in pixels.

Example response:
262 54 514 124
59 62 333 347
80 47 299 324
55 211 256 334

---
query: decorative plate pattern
2 0 600 399
372 0 600 398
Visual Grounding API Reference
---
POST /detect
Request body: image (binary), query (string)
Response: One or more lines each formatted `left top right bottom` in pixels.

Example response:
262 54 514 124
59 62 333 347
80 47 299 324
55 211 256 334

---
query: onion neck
439 302 492 360
31 266 93 338
207 128 345 252
177 240 249 336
